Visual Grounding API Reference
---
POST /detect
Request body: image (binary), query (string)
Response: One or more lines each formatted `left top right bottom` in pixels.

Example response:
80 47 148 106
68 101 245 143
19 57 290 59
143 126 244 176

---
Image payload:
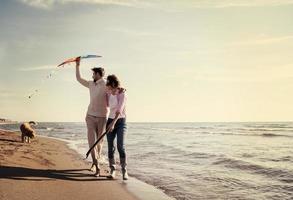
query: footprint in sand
3 150 14 155
21 155 32 160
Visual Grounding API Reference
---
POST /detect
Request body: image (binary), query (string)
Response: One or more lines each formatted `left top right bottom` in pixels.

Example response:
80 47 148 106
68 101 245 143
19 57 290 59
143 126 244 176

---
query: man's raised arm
75 57 89 88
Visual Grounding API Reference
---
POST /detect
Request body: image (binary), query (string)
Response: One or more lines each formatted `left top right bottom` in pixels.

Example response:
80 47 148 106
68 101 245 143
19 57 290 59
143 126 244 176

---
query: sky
0 0 293 122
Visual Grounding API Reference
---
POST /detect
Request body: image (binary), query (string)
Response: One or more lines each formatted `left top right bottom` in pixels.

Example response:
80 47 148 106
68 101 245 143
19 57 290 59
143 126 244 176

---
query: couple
75 57 128 180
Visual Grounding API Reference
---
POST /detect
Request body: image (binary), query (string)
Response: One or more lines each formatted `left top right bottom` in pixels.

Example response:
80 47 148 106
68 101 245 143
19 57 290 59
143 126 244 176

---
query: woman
106 74 128 180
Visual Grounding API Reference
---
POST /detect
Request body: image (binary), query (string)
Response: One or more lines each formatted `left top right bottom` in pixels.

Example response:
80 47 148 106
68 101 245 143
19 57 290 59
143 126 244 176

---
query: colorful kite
28 54 102 99
57 54 102 67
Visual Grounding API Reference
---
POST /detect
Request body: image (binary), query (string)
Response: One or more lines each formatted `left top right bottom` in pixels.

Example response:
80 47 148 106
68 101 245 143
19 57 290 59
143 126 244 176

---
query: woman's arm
107 112 120 132
116 92 126 116
107 92 126 132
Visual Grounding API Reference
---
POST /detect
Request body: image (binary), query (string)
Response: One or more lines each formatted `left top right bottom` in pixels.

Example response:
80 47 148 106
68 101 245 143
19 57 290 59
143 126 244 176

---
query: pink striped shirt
107 91 126 119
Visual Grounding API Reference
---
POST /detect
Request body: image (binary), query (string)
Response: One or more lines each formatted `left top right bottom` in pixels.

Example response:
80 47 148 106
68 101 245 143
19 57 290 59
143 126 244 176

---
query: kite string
28 67 61 99
27 54 102 99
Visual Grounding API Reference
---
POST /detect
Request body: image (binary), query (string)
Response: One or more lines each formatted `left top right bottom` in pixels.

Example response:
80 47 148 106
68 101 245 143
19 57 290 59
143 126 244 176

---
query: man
75 57 108 176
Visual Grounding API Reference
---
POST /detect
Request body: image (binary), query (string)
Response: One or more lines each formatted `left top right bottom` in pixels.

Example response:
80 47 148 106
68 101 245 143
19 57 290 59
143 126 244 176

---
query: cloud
19 0 54 8
190 0 293 8
17 65 57 71
166 63 293 84
0 46 5 61
19 0 152 9
0 89 20 98
106 27 159 37
19 0 293 9
231 35 293 46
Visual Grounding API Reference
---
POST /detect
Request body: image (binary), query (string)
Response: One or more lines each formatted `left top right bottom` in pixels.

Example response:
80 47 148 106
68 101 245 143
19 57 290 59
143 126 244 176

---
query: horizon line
2 120 293 123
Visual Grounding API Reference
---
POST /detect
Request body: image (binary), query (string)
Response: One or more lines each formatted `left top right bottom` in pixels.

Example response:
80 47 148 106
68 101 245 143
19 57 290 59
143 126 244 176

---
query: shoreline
0 129 139 200
46 136 175 200
0 128 174 200
36 135 175 200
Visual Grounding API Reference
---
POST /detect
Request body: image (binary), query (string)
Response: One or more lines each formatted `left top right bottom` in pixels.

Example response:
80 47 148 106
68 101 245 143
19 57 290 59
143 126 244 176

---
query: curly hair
106 74 121 88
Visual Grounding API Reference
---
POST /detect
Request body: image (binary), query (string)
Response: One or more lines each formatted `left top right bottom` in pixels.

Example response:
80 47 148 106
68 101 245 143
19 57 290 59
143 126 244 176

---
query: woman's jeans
107 118 127 170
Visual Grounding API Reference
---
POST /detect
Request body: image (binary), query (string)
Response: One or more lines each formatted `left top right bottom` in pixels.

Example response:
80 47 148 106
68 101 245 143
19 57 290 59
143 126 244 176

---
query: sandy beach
0 129 138 200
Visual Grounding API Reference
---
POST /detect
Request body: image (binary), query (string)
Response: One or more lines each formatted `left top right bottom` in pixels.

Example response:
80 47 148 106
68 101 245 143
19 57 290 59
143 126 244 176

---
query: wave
262 156 293 164
244 124 293 129
203 131 293 138
226 128 293 132
36 126 54 131
132 127 293 138
36 126 64 131
213 157 293 183
36 126 49 130
261 133 288 137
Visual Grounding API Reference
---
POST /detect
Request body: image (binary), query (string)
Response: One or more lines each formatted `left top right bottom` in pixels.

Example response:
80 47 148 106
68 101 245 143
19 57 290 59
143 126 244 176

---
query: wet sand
0 129 138 200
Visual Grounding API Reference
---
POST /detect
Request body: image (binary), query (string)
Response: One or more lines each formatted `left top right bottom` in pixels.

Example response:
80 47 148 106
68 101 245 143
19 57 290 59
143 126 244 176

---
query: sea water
1 122 293 200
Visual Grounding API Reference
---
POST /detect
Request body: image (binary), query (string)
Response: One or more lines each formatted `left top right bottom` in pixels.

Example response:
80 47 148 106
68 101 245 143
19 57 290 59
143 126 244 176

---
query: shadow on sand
0 138 21 143
0 166 111 181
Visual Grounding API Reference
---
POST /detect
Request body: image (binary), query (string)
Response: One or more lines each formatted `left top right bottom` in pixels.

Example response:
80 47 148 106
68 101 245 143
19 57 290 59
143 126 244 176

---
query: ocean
1 122 293 200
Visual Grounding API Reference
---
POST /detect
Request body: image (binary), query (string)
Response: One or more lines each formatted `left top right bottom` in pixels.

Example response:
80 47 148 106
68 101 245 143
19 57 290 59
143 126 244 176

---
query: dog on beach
20 121 37 143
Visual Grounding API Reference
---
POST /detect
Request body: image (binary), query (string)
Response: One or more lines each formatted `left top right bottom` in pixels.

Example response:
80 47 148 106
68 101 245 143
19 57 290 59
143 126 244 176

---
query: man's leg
85 115 98 166
91 117 107 176
95 117 107 160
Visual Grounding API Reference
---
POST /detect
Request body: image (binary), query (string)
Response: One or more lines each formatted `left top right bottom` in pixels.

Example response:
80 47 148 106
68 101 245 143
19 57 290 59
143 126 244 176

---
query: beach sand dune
0 130 138 200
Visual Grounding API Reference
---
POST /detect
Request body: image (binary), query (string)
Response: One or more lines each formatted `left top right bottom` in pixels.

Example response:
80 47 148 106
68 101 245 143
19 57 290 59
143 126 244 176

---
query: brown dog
20 121 37 143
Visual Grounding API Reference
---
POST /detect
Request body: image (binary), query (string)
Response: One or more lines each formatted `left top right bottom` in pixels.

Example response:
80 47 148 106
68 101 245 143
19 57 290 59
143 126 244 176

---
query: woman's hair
106 74 120 88
106 75 126 93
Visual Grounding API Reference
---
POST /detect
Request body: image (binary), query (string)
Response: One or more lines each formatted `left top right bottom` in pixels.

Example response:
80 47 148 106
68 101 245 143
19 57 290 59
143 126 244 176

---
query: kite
57 55 102 67
27 54 102 99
